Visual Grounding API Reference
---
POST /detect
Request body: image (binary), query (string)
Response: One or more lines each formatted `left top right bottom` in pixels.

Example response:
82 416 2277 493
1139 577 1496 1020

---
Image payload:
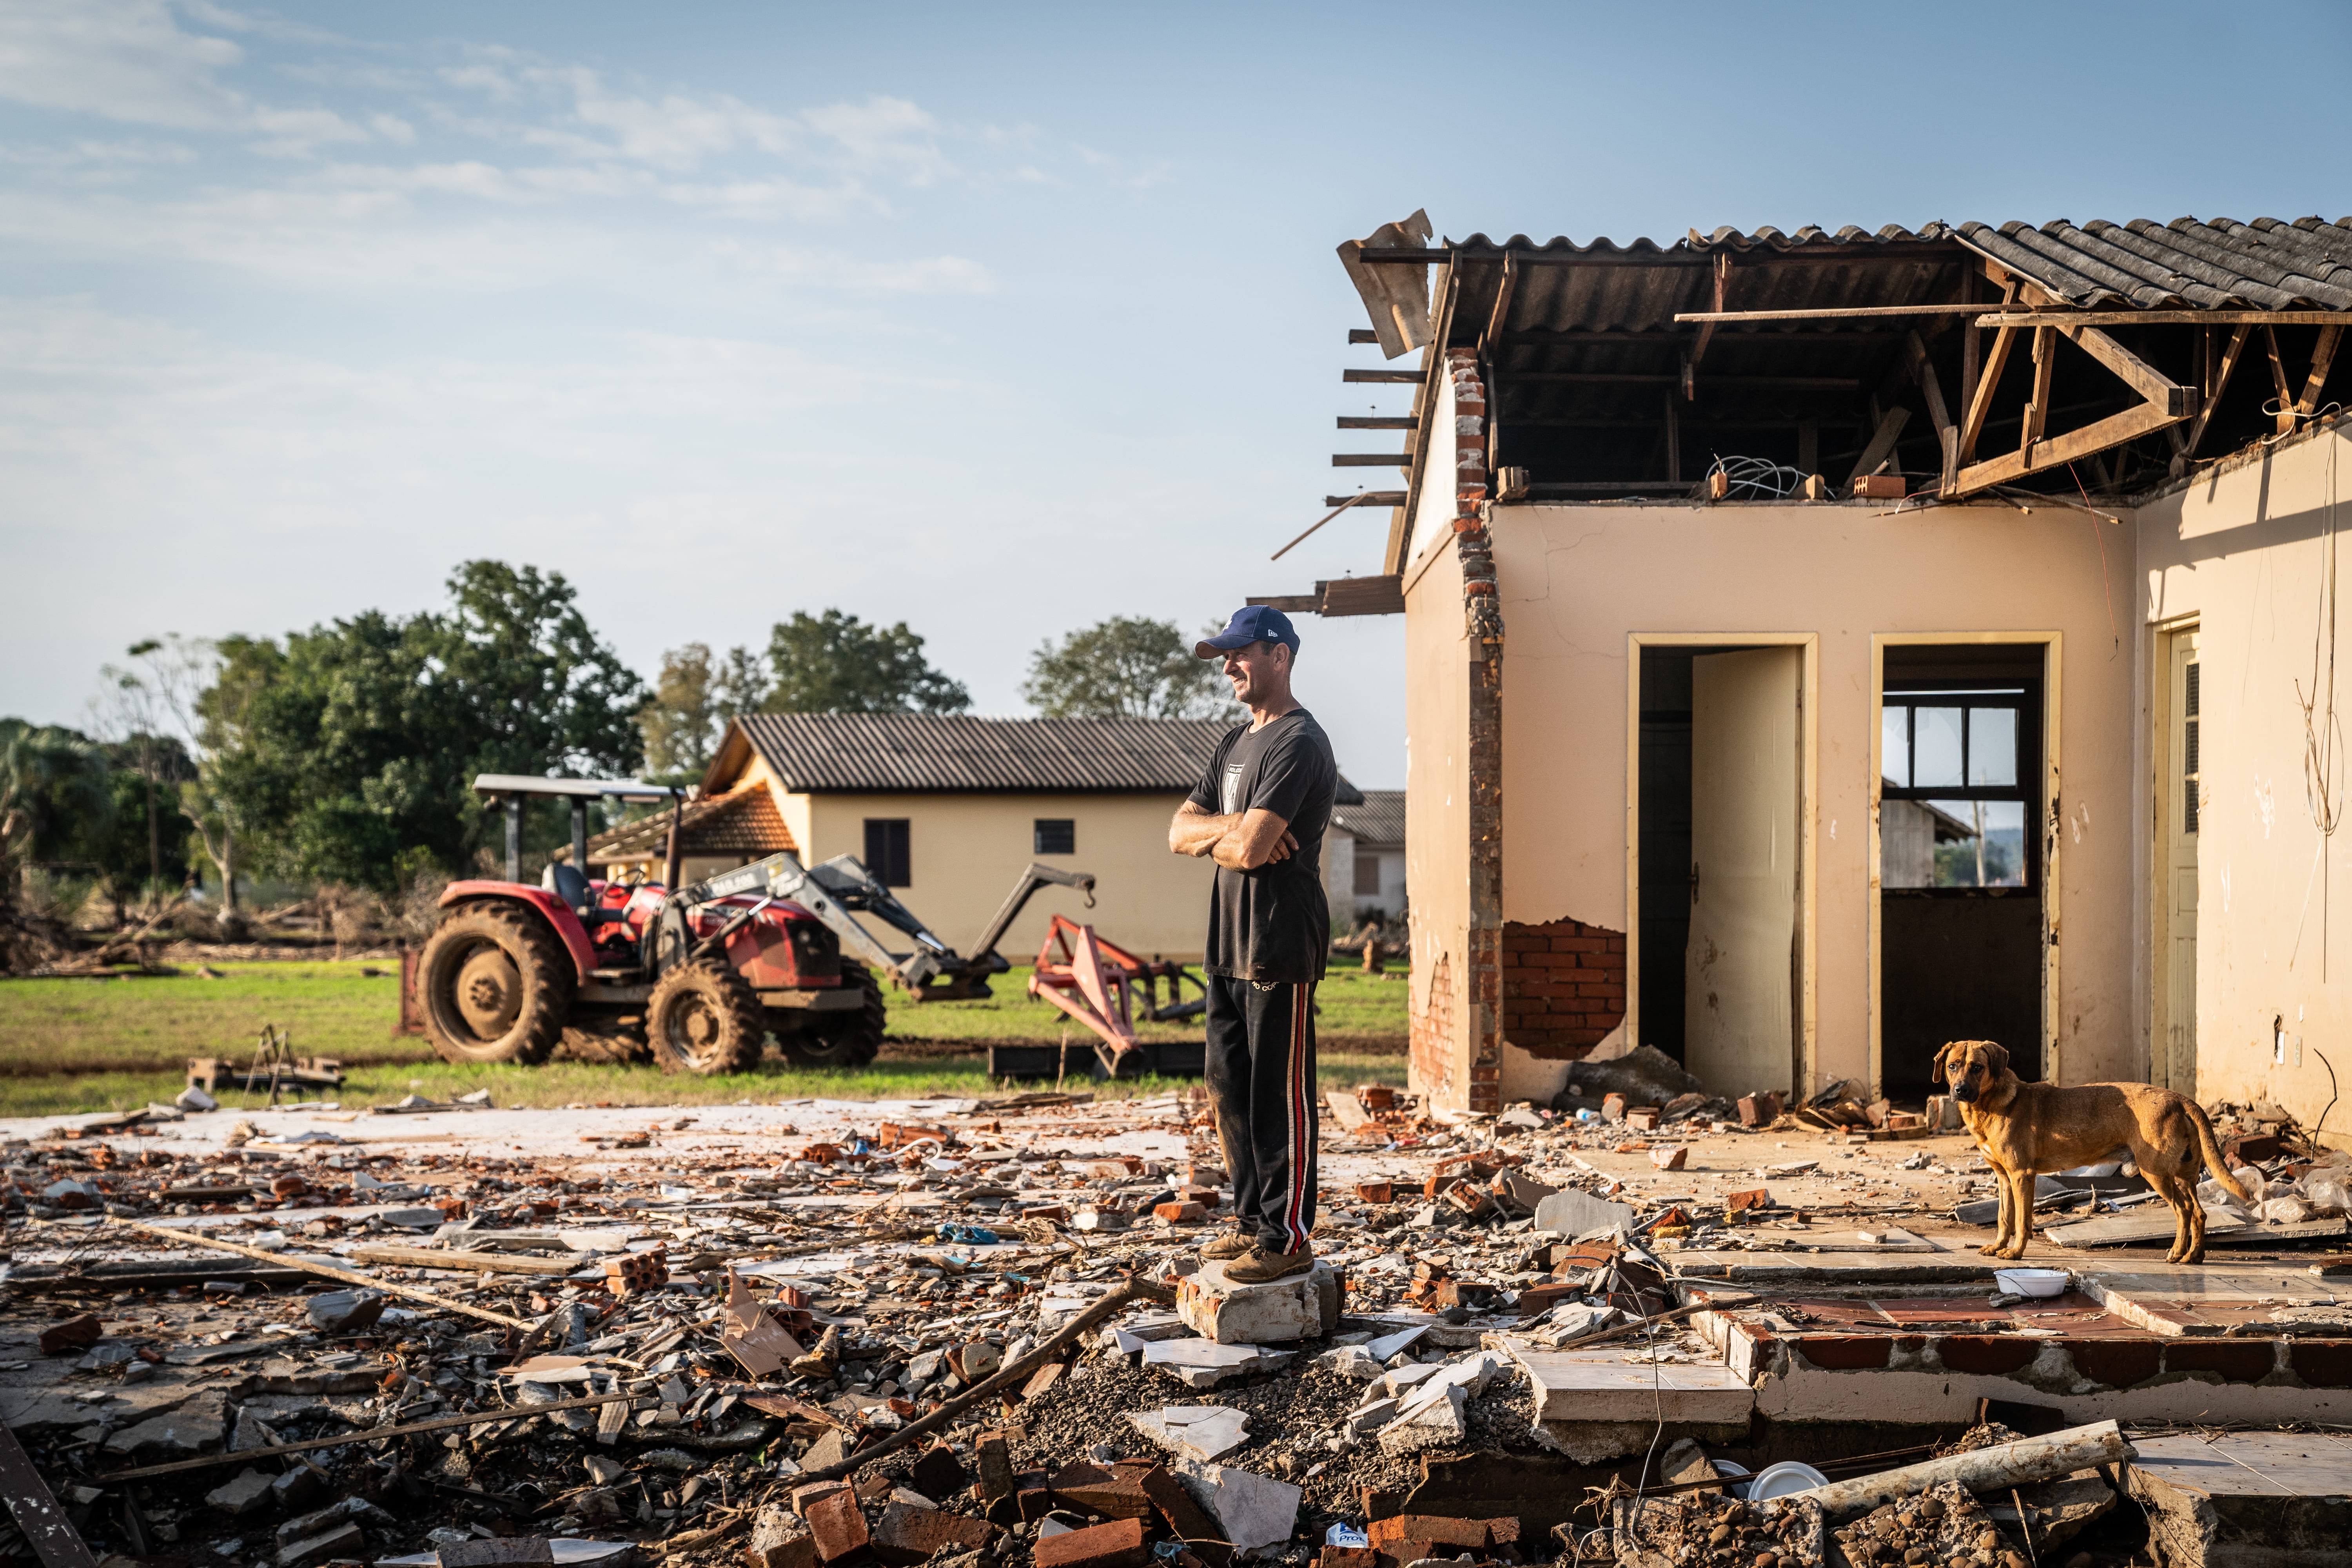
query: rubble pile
0 1079 2318 1568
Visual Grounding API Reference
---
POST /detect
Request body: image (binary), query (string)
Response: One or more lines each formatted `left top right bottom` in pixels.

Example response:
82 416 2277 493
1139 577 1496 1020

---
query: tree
639 642 768 778
0 720 113 895
91 641 201 898
179 562 647 893
762 610 970 715
1022 616 1240 721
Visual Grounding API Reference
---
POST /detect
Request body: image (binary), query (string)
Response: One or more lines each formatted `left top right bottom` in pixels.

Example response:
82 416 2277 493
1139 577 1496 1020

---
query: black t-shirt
1185 708 1338 983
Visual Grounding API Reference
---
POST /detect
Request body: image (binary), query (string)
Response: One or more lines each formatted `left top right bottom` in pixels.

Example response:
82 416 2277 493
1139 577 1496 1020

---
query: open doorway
2152 623 2200 1092
1877 643 2046 1098
1636 643 1805 1094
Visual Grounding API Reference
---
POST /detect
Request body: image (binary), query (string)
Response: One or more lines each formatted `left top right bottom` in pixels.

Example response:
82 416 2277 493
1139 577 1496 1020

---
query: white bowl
1746 1461 1829 1499
1710 1459 1752 1498
1995 1267 2071 1298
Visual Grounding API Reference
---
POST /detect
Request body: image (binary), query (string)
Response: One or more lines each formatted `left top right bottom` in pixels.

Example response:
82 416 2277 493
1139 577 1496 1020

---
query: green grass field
0 958 1409 1115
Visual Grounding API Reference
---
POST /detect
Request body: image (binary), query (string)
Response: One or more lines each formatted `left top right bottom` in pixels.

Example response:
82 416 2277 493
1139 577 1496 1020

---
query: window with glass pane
1880 685 2034 890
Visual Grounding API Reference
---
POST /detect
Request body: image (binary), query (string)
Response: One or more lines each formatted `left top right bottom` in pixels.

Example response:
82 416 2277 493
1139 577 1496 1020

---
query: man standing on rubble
1167 605 1338 1283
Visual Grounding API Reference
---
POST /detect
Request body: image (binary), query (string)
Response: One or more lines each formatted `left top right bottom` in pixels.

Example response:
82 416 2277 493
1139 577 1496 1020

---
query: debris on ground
1 1080 2343 1568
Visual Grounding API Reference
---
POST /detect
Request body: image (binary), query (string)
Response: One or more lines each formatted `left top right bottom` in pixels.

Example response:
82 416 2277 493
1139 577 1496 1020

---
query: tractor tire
646 958 768 1076
417 903 572 1065
778 961 886 1069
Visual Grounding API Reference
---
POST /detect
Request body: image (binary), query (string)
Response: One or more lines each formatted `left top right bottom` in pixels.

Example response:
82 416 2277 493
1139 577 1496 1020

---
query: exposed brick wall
1452 350 1505 1114
1410 952 1457 1107
1502 917 1627 1060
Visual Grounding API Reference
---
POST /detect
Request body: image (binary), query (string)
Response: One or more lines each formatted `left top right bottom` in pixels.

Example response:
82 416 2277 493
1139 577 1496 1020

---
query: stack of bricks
1500 917 1626 1058
603 1246 668 1298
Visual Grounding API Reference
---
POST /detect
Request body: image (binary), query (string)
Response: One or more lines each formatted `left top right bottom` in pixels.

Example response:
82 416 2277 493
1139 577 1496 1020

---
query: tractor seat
544 862 624 926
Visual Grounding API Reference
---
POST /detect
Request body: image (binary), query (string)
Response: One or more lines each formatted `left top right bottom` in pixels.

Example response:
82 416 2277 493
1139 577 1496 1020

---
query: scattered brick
1354 1181 1394 1204
1034 1517 1148 1568
1153 1201 1207 1224
871 1501 996 1566
38 1314 102 1355
1725 1187 1773 1212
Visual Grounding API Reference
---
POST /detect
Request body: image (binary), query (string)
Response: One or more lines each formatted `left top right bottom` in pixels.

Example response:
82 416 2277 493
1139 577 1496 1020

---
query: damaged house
1295 212 2352 1125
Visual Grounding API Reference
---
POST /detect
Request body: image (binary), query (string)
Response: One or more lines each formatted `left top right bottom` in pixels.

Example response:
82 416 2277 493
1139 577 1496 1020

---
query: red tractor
411 774 1097 1075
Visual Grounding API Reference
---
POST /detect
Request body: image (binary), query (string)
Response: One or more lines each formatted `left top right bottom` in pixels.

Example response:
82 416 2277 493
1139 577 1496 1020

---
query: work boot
1223 1243 1315 1283
1200 1227 1254 1260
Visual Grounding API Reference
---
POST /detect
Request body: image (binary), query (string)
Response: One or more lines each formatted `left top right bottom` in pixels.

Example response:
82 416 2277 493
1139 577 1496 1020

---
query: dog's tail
2188 1099 2252 1203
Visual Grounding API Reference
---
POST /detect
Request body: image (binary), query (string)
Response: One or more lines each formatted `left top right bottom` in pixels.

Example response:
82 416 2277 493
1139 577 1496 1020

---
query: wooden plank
1906 331 1958 495
1960 325 2020 461
350 1243 588 1276
2061 325 2197 416
1980 310 2352 328
1480 252 1518 353
1847 405 1910 485
93 1391 644 1483
2180 323 2252 462
1325 1089 1372 1132
122 1218 533 1329
1507 372 1860 387
1338 416 1417 429
1343 368 1423 384
1318 576 1406 617
1955 399 2186 494
0 1421 98 1568
2297 324 2344 415
1326 492 1405 506
1676 303 2045 323
1333 453 1411 466
2264 325 2296 433
1689 252 1731 378
2022 327 2055 456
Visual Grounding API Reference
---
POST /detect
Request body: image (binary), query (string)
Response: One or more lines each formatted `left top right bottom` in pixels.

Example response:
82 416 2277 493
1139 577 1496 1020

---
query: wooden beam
1980 310 2352 328
2058 324 2197 416
2297 325 2344 415
1689 253 1731 386
1480 252 1518 353
1664 394 1681 483
1344 368 1423 383
1506 372 1860 388
2178 323 2250 464
1677 303 2045 323
1338 416 1417 429
1907 331 1959 495
1326 492 1405 506
1502 327 1902 343
1848 405 1911 485
1348 328 1379 344
1960 302 2022 463
2022 327 2056 458
2265 326 2296 434
1955 399 2187 494
1333 453 1410 466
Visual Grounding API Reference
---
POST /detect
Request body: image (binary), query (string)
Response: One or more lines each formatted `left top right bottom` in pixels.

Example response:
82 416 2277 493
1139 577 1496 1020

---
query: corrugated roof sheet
583 786 794 861
1331 788 1404 848
735 713 1370 801
1953 217 2352 310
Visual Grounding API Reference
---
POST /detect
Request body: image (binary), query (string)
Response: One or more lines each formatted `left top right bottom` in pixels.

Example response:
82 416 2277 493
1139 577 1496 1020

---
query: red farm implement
994 914 1208 1081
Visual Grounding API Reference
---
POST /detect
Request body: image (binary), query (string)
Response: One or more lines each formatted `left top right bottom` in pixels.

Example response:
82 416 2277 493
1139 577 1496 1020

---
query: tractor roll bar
470 774 682 884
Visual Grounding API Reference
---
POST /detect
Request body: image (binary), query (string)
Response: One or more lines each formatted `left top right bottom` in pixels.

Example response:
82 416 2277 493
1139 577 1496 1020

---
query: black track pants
1204 974 1318 1253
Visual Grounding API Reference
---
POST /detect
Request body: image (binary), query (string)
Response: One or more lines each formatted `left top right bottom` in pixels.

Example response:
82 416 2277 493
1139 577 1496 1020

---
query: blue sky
2 2 2347 787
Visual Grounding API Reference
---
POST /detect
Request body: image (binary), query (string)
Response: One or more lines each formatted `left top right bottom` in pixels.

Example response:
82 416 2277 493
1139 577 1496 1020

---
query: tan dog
1933 1040 2251 1264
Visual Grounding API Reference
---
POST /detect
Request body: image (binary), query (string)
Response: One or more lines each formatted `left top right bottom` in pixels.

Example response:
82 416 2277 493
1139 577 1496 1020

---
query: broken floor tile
1128 1405 1249 1462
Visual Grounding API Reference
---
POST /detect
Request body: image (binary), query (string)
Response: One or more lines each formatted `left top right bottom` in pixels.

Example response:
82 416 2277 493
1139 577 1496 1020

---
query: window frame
1033 818 1076 856
1879 679 2041 895
863 818 912 887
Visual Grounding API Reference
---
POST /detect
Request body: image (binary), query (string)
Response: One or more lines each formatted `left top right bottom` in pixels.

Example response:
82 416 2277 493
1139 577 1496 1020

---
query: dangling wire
1703 454 1805 499
2296 423 2345 978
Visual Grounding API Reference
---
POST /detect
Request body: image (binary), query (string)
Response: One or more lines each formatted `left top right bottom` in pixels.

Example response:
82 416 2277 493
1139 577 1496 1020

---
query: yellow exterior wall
1404 540 1474 1107
1483 497 2138 1102
791 791 1216 962
2136 424 2351 1140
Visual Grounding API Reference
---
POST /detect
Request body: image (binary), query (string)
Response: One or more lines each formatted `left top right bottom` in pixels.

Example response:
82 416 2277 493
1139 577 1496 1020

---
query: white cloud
720 241 995 296
0 0 243 129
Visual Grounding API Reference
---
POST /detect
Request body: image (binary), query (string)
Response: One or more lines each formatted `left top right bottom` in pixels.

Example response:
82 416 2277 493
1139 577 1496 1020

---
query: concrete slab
2080 1267 2352 1337
1129 1405 1249 1462
1175 1260 1341 1344
2129 1431 2352 1566
1504 1343 1753 1425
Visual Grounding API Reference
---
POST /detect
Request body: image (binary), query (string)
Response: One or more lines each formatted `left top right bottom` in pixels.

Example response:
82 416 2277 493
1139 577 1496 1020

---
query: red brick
1021 1362 1067 1399
38 1314 101 1355
871 1503 996 1566
1793 1335 1891 1370
2070 1339 2163 1389
1725 1188 1771 1212
1937 1337 2039 1377
1153 1201 1207 1223
1034 1517 1148 1568
791 1483 869 1563
1137 1466 1219 1543
1549 936 1608 953
1356 1181 1394 1204
2290 1340 2352 1387
1368 1515 1490 1568
1055 1477 1154 1520
747 1506 818 1568
2165 1340 2277 1382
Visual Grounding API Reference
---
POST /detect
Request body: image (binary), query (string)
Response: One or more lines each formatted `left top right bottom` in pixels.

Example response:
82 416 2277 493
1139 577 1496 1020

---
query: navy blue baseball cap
1196 605 1300 659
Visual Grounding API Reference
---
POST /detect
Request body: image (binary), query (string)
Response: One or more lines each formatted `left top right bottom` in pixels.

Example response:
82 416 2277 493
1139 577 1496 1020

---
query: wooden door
1686 648 1801 1094
2162 631 2201 1093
